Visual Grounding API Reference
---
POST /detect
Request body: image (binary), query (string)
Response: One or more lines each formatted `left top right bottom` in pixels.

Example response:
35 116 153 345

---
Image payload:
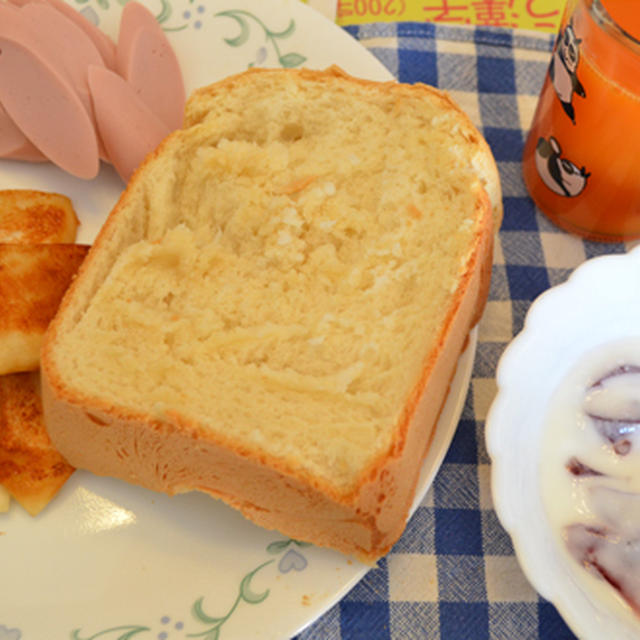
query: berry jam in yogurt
541 339 640 626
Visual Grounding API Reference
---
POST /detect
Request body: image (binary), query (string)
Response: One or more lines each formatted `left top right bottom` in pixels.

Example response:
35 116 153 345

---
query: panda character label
535 136 590 198
550 23 586 124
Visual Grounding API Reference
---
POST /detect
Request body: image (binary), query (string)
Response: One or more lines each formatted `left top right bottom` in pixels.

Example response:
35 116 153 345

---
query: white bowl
486 245 640 640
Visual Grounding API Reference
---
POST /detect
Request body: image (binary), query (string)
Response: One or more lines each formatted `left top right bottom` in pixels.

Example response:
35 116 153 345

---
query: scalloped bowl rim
486 245 640 640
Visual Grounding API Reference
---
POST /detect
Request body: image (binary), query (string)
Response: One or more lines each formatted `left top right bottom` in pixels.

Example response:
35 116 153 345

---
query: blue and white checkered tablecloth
296 20 632 640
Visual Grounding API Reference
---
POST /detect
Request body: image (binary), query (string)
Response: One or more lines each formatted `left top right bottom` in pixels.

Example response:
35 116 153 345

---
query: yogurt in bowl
542 344 640 625
487 245 640 640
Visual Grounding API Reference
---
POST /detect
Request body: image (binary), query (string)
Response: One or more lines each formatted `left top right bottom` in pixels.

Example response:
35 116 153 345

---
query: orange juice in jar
522 0 640 242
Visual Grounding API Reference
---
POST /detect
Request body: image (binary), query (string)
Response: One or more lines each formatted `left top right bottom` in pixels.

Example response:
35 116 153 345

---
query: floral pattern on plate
0 538 312 640
72 0 307 68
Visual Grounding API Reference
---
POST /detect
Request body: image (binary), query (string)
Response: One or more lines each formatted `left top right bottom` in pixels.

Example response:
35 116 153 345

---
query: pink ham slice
116 2 185 130
88 65 171 182
115 1 155 76
7 0 117 70
17 2 109 160
0 102 46 162
19 3 106 78
0 37 100 179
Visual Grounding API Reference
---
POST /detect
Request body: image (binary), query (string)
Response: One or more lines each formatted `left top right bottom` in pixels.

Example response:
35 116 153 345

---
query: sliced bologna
19 4 105 97
116 2 185 130
0 102 46 162
18 2 109 159
8 0 117 70
0 37 100 179
88 65 171 182
115 1 154 76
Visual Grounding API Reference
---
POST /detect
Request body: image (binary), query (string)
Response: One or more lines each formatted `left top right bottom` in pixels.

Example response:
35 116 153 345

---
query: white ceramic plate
487 245 640 640
0 331 476 640
0 1 478 638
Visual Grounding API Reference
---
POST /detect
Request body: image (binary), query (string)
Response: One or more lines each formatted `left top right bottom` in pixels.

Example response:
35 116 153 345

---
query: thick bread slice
0 371 74 516
0 189 80 243
0 243 89 374
41 67 500 562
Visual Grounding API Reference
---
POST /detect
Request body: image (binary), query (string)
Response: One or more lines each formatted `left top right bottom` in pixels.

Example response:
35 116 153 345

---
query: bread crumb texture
52 70 487 493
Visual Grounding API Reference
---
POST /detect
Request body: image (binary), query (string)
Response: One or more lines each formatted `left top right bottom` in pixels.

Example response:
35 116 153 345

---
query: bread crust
41 67 498 562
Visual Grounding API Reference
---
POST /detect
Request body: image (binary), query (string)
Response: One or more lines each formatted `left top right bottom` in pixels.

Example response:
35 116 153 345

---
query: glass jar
522 0 640 242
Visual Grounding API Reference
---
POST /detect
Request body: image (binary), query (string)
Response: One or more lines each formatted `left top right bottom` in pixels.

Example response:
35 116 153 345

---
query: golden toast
0 371 74 515
0 243 89 375
0 189 85 514
0 189 79 244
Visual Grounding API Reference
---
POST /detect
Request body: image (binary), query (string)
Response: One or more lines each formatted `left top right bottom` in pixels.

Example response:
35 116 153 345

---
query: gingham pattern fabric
296 21 632 640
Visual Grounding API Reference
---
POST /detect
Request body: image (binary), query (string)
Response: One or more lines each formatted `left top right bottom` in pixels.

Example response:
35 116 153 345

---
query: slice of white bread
41 67 501 562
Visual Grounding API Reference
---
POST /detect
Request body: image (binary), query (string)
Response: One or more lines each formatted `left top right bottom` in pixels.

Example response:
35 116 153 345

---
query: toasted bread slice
0 243 89 375
0 371 74 515
0 189 79 244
